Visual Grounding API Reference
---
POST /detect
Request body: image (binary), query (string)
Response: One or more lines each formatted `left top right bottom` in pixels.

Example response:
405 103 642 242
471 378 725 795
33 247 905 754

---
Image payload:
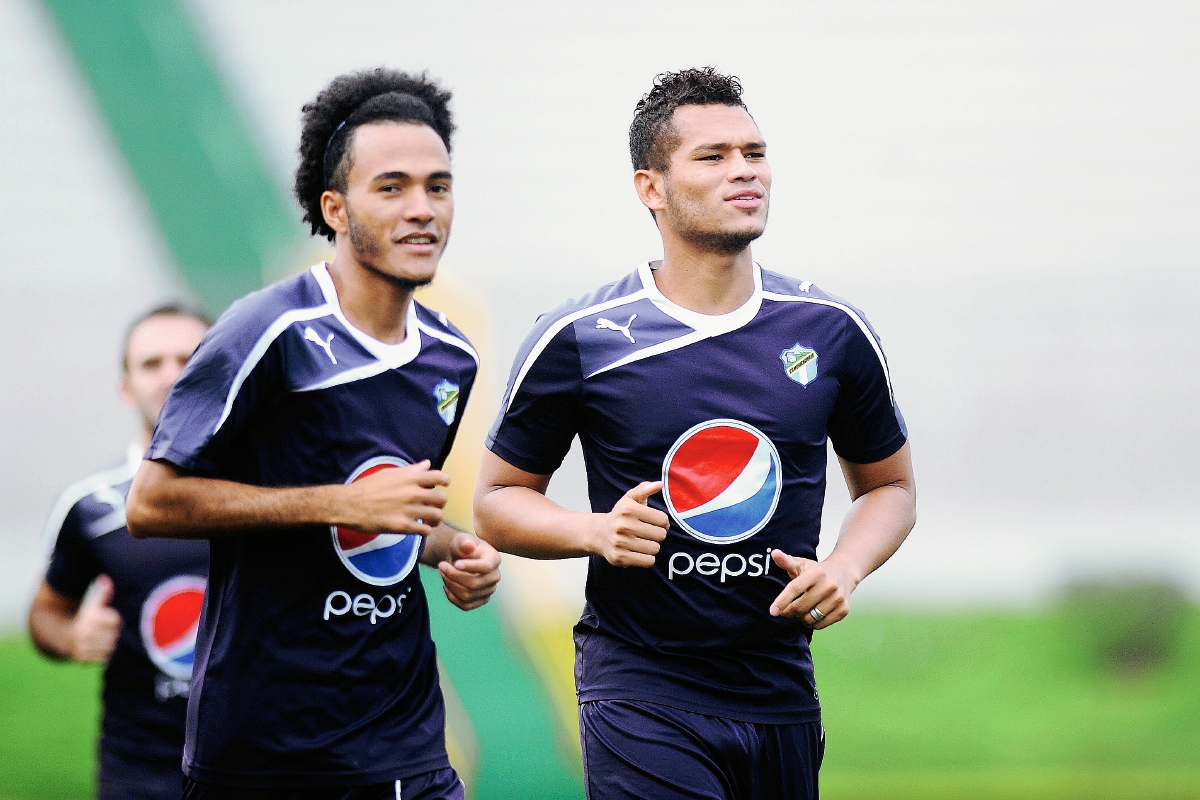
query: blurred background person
28 305 211 800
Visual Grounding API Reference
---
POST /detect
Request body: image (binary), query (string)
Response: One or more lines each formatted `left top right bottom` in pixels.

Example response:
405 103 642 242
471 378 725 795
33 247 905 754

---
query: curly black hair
294 68 455 241
629 67 747 173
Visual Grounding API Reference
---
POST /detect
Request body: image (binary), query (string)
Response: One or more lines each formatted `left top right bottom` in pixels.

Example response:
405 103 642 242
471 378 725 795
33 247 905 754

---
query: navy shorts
580 700 823 800
180 769 463 800
99 769 182 800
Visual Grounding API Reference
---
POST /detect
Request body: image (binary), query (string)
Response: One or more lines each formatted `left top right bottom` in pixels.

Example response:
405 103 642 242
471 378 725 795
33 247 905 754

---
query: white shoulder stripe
416 318 479 363
586 330 710 378
505 291 648 411
213 305 334 434
761 292 894 401
42 462 137 553
295 361 392 393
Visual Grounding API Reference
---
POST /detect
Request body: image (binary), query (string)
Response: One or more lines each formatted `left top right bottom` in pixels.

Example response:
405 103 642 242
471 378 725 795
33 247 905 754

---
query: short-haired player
30 305 211 800
475 68 916 800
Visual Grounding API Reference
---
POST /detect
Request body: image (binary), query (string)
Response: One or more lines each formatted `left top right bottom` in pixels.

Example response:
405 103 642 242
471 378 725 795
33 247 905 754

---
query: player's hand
588 481 670 568
69 575 121 662
768 551 856 630
340 460 449 536
438 533 501 611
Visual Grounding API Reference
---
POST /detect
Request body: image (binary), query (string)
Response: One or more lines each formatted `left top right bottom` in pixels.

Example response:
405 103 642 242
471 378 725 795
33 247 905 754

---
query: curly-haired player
476 67 916 799
127 68 500 800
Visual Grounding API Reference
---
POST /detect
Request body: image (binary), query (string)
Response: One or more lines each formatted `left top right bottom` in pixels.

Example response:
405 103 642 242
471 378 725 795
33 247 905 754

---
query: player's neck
326 255 413 345
654 237 755 315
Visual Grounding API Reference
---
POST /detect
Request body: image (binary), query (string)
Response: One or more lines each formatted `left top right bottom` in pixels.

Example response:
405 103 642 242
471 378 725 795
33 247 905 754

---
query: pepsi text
323 588 410 624
667 547 778 583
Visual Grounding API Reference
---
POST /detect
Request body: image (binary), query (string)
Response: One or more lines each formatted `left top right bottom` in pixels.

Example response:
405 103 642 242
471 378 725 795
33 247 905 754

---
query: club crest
780 343 818 386
433 379 460 425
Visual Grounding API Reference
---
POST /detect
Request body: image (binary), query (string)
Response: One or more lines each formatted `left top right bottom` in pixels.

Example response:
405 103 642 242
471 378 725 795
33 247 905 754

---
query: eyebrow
372 170 454 182
690 141 768 154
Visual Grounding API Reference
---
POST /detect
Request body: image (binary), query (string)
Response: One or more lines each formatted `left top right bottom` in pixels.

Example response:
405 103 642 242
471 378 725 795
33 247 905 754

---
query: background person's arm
769 442 916 627
27 577 121 662
126 458 450 540
473 449 669 567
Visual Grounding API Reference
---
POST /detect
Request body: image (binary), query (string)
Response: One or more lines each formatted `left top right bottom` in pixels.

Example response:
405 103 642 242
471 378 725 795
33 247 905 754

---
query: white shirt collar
126 441 145 475
637 260 763 336
310 263 421 363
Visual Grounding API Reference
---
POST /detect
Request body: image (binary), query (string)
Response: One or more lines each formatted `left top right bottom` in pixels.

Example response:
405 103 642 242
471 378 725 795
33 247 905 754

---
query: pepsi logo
662 419 782 545
331 457 422 586
140 575 206 681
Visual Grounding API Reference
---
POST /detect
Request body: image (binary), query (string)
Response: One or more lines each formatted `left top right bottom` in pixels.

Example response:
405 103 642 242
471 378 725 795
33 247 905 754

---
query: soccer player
474 68 917 799
124 69 500 800
29 305 211 800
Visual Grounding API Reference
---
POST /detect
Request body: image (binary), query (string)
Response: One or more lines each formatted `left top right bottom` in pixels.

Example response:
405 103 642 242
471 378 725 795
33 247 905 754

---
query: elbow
472 484 515 551
471 488 498 547
124 481 160 539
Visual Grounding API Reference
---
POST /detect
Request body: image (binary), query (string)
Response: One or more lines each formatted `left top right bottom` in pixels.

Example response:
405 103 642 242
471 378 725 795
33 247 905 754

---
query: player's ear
321 190 349 236
118 375 135 408
634 169 667 215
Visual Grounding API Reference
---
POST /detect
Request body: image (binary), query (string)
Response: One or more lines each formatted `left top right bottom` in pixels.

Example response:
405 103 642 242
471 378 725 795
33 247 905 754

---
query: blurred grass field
2 597 1197 800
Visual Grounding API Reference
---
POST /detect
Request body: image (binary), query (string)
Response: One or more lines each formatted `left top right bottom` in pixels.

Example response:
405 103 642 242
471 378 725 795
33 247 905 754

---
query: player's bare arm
769 442 916 628
421 525 501 611
127 458 449 539
27 576 121 662
474 450 669 567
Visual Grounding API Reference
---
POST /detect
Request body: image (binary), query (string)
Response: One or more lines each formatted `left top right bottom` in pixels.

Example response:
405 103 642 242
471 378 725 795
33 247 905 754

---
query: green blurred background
6 586 1200 799
1 0 1197 798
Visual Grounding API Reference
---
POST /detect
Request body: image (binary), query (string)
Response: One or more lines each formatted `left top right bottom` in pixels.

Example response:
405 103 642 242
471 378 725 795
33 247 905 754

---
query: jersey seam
761 292 895 402
42 464 136 554
212 304 335 435
505 291 649 412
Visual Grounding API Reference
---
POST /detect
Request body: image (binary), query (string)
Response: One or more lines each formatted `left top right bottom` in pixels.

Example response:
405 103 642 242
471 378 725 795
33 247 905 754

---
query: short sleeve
147 314 284 476
44 503 101 601
826 316 908 465
486 325 584 475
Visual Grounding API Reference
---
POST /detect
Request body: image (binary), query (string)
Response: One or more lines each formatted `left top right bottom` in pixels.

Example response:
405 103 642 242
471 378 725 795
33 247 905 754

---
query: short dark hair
294 68 455 241
122 303 212 372
629 67 748 173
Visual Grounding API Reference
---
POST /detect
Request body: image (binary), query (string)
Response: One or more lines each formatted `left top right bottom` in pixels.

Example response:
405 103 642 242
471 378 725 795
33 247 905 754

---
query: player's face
340 122 453 287
658 104 770 254
121 314 208 432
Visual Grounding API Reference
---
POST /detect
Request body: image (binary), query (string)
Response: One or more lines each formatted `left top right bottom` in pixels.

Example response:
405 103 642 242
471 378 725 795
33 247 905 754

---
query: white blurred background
2 0 1197 628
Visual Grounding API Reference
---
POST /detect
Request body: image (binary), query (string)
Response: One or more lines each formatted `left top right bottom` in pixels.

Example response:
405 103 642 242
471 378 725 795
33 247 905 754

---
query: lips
726 189 763 202
396 233 438 245
726 189 764 210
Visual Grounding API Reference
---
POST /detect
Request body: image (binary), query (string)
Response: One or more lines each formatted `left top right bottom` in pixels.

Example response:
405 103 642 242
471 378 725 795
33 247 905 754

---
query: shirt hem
833 431 907 466
485 438 562 477
577 689 821 725
183 753 451 788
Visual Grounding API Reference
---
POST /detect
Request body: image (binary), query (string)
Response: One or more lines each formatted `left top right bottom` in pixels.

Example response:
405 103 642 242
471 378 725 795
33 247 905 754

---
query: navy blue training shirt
488 262 907 724
44 444 209 786
148 264 477 788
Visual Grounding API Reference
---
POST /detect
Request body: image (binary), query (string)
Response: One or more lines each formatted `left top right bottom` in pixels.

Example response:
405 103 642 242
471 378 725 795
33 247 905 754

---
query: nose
728 150 758 182
403 187 436 224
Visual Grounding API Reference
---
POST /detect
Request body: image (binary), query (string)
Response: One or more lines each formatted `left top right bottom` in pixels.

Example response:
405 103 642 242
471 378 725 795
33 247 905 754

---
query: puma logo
304 326 337 364
596 314 637 344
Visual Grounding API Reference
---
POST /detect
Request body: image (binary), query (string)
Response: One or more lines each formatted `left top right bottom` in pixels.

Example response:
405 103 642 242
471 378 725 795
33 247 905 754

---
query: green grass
0 637 101 800
2 603 1197 800
813 604 1200 799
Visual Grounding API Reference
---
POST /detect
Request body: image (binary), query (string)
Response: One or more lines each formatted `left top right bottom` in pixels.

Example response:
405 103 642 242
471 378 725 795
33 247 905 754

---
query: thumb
626 481 664 505
771 549 805 575
89 575 115 607
453 534 478 559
